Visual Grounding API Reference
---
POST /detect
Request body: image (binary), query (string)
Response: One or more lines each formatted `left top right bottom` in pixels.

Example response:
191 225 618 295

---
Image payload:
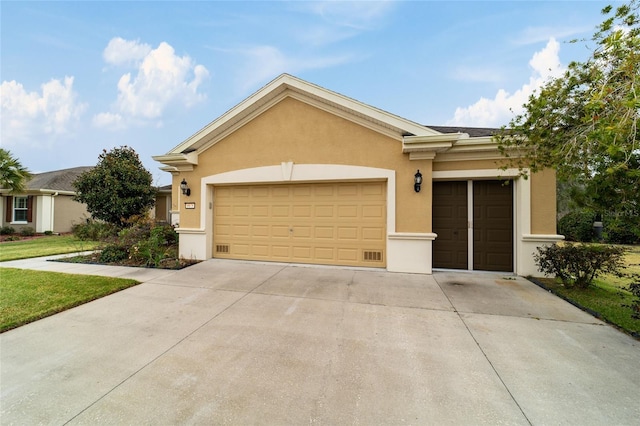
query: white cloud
0 76 86 145
94 39 209 129
103 37 152 66
447 38 565 127
92 112 124 129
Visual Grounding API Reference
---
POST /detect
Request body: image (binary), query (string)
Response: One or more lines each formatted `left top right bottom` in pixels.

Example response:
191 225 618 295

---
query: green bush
99 245 129 263
604 215 640 245
0 226 15 235
44 230 54 236
535 243 626 289
558 210 595 242
72 219 119 241
20 227 35 237
128 223 178 267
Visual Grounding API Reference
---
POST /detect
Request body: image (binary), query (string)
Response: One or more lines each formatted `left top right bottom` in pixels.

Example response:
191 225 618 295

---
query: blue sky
1 1 616 185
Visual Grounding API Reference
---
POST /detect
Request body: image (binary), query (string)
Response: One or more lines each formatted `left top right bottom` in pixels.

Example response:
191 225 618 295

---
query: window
13 196 28 223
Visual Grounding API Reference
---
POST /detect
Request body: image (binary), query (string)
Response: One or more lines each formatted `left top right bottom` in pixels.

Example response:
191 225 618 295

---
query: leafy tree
0 148 31 193
496 1 639 217
73 146 156 226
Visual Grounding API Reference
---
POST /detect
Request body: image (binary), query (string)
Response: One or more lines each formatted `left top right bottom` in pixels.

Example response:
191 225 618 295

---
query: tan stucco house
0 167 92 234
154 74 562 275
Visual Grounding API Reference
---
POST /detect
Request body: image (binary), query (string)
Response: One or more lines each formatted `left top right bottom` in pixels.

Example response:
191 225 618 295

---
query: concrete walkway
1 257 639 425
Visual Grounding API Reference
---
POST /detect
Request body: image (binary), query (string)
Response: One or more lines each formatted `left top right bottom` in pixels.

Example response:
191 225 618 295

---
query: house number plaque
185 202 196 209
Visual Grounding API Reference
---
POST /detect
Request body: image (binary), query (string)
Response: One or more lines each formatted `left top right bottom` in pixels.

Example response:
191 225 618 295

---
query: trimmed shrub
0 226 15 235
99 245 128 263
20 227 35 237
72 219 119 241
557 210 595 242
44 230 54 236
535 243 626 289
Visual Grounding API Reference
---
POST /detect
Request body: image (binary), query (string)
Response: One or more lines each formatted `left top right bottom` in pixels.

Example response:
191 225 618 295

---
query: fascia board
152 152 198 171
280 75 435 137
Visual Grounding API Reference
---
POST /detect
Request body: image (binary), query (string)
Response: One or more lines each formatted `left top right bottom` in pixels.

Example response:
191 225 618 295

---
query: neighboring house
154 184 174 225
0 167 174 234
0 167 92 234
153 74 562 276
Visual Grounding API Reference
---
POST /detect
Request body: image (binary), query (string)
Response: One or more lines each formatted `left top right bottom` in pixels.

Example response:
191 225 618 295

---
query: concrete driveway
1 259 639 425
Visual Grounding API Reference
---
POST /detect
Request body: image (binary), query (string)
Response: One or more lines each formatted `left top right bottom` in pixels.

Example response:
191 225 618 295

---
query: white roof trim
163 74 438 157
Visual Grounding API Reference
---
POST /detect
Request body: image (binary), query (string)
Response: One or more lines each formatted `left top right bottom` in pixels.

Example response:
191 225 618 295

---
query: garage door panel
234 244 250 255
314 247 335 260
362 205 384 219
213 182 386 267
252 225 269 237
315 186 334 196
272 205 289 217
251 205 269 216
293 226 311 238
232 224 250 237
362 227 384 241
338 185 358 196
315 205 334 217
292 246 312 259
338 248 358 262
292 205 311 217
338 205 358 217
252 245 269 256
215 224 232 236
232 187 250 197
338 227 358 240
272 245 290 258
362 183 384 196
314 227 334 239
216 205 232 216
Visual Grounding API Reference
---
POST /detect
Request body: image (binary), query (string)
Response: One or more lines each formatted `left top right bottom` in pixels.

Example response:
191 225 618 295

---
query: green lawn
0 235 100 262
0 268 138 332
534 245 640 337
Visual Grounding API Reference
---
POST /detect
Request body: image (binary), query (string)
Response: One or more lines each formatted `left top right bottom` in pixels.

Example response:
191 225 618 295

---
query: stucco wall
54 195 89 233
530 169 557 235
175 97 431 234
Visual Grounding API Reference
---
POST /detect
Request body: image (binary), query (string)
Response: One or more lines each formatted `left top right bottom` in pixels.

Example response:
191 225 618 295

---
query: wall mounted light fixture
414 170 423 193
180 178 191 196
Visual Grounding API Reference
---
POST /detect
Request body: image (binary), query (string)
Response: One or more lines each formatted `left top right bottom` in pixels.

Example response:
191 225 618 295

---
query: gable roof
26 166 93 193
154 73 444 171
153 74 507 170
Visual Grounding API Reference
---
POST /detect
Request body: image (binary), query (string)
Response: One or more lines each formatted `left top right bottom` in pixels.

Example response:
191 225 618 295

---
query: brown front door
433 181 468 269
473 181 513 272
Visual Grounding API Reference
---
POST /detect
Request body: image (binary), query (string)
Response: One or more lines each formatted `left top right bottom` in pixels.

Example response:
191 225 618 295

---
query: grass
534 245 640 337
0 235 100 262
0 268 138 332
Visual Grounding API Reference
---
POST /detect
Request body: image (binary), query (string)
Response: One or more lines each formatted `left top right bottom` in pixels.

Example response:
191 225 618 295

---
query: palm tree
0 149 31 193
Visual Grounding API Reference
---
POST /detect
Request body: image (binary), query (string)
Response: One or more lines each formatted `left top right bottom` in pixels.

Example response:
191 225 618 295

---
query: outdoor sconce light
414 170 423 193
180 178 191 196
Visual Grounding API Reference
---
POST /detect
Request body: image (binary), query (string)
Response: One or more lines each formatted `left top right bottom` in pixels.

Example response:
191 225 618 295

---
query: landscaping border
527 276 640 340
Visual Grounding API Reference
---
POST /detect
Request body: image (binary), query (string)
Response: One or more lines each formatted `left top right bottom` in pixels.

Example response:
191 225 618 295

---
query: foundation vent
363 250 383 262
216 244 230 254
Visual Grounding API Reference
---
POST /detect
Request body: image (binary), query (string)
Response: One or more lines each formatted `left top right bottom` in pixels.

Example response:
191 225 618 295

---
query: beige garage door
213 181 386 267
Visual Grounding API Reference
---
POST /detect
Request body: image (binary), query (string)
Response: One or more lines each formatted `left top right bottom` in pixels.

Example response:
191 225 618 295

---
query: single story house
1 167 174 234
0 166 93 234
154 74 562 275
